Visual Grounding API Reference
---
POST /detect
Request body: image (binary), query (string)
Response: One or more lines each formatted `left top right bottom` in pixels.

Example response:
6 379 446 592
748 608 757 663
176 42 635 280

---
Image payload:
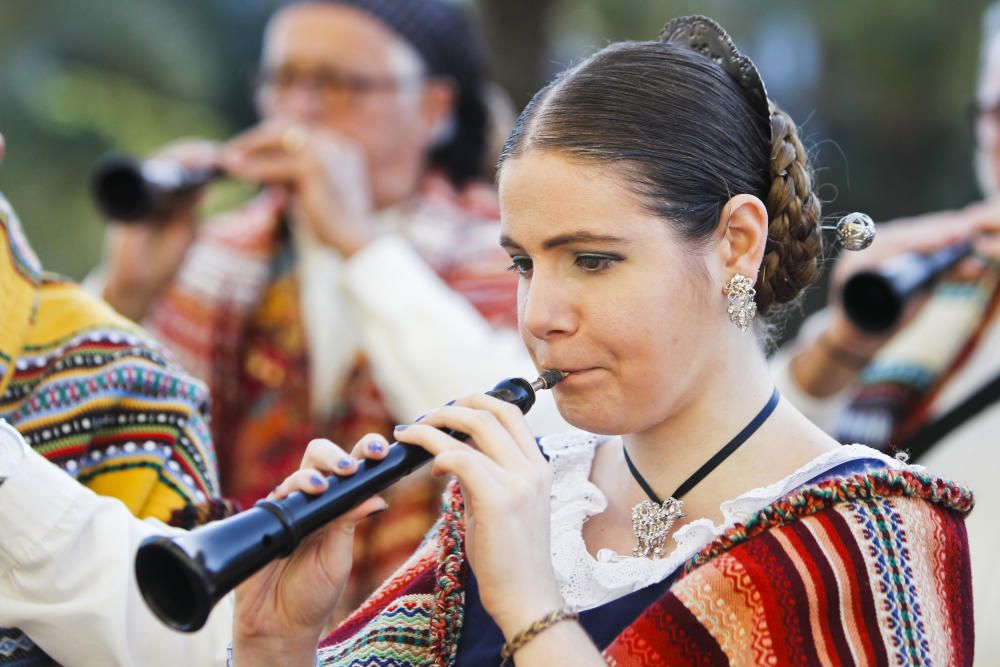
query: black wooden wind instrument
135 370 565 632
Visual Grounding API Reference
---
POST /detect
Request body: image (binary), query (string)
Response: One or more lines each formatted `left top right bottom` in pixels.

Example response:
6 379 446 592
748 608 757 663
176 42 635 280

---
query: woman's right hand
99 140 219 322
231 435 390 667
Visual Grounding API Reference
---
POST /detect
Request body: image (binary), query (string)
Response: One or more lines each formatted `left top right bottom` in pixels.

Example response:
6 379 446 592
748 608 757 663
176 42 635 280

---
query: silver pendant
631 497 685 559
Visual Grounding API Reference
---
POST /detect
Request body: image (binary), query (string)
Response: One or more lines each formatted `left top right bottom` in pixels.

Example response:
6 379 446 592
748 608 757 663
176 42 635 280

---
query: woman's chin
554 400 626 436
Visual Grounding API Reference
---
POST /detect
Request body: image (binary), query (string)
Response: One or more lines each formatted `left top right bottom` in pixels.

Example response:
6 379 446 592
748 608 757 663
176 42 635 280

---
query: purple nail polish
368 440 385 454
444 399 455 406
394 424 409 431
337 457 354 469
310 473 326 486
414 413 427 422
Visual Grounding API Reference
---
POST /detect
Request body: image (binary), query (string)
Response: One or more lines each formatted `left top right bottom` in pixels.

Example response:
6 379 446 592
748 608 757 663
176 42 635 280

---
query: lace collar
542 431 911 610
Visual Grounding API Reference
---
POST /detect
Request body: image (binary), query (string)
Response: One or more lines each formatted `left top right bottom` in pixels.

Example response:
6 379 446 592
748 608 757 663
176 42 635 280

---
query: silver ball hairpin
824 212 876 251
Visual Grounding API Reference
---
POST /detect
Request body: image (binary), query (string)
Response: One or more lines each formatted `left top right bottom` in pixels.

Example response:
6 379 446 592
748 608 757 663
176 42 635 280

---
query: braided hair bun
756 108 823 314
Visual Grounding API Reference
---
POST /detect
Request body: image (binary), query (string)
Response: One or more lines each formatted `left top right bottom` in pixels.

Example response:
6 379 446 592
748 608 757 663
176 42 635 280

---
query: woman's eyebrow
499 235 523 250
541 232 627 249
500 231 628 251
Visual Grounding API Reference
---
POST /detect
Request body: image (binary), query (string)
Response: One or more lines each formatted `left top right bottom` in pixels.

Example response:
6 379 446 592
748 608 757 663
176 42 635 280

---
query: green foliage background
0 0 993 332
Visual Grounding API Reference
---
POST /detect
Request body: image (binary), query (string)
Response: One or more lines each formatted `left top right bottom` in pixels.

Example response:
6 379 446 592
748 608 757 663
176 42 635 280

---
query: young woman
231 16 974 666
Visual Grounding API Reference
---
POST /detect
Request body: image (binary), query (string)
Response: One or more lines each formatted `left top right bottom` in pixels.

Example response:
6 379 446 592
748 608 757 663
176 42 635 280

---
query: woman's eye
506 256 533 276
575 254 618 272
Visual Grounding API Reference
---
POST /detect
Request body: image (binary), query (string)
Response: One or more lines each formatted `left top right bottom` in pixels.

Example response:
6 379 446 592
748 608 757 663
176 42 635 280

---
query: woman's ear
717 194 769 280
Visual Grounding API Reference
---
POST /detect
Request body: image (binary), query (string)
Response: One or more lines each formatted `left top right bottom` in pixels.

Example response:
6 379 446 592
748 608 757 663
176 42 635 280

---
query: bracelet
816 332 870 369
500 606 579 665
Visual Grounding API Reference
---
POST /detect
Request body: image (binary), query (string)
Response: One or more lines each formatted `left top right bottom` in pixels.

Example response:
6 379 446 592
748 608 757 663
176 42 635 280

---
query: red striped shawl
318 468 975 666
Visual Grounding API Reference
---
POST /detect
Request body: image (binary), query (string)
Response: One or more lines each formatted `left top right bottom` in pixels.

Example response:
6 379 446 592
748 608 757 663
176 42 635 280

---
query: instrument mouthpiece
532 369 567 391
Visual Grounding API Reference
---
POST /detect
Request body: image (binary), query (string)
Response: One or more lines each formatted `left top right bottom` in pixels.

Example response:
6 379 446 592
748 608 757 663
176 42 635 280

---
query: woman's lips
554 368 598 385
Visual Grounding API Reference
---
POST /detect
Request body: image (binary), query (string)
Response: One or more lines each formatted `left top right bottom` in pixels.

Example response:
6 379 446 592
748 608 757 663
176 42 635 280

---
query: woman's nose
519 272 578 341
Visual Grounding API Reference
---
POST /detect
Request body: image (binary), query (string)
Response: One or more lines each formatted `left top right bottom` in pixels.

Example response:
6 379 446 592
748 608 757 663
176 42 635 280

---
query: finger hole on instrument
350 433 391 460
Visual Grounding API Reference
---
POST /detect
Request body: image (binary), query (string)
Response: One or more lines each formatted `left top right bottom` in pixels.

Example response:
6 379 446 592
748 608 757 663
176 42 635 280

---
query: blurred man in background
91 0 564 616
773 3 1000 657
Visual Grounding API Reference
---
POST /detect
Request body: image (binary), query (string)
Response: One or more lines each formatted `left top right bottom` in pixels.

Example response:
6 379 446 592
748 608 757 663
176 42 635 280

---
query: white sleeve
769 311 854 433
342 234 569 436
0 422 232 667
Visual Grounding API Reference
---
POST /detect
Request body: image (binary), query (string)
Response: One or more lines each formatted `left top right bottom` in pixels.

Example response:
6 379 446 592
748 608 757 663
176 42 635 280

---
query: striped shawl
317 468 975 666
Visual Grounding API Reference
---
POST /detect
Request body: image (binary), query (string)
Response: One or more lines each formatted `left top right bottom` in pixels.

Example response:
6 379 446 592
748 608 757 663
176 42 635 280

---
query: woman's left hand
393 394 565 636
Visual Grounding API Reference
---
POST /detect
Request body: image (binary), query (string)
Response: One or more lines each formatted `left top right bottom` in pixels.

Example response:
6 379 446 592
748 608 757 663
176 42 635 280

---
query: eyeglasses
254 65 424 104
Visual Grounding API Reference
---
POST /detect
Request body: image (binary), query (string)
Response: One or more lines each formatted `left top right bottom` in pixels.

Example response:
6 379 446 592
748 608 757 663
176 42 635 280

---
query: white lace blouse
542 431 912 611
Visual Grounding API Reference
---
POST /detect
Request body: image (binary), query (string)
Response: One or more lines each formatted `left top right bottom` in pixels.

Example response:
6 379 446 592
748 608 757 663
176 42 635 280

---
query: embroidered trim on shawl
430 479 466 665
683 468 974 574
318 480 467 667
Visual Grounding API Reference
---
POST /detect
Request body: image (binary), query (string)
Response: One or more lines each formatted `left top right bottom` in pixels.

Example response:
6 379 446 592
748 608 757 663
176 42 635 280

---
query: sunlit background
0 0 993 335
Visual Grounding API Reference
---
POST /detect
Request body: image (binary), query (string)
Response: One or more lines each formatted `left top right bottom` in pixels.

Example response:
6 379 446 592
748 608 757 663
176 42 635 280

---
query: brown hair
499 38 821 315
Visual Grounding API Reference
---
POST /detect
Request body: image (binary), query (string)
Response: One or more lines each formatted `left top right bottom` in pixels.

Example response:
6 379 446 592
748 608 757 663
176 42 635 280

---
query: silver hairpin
823 212 876 251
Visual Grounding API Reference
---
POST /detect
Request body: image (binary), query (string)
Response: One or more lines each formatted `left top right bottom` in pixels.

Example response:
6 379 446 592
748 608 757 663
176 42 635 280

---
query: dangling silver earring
724 273 757 332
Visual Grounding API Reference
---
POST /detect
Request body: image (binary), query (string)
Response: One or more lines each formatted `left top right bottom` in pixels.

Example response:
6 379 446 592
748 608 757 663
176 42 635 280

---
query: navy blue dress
454 566 678 666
